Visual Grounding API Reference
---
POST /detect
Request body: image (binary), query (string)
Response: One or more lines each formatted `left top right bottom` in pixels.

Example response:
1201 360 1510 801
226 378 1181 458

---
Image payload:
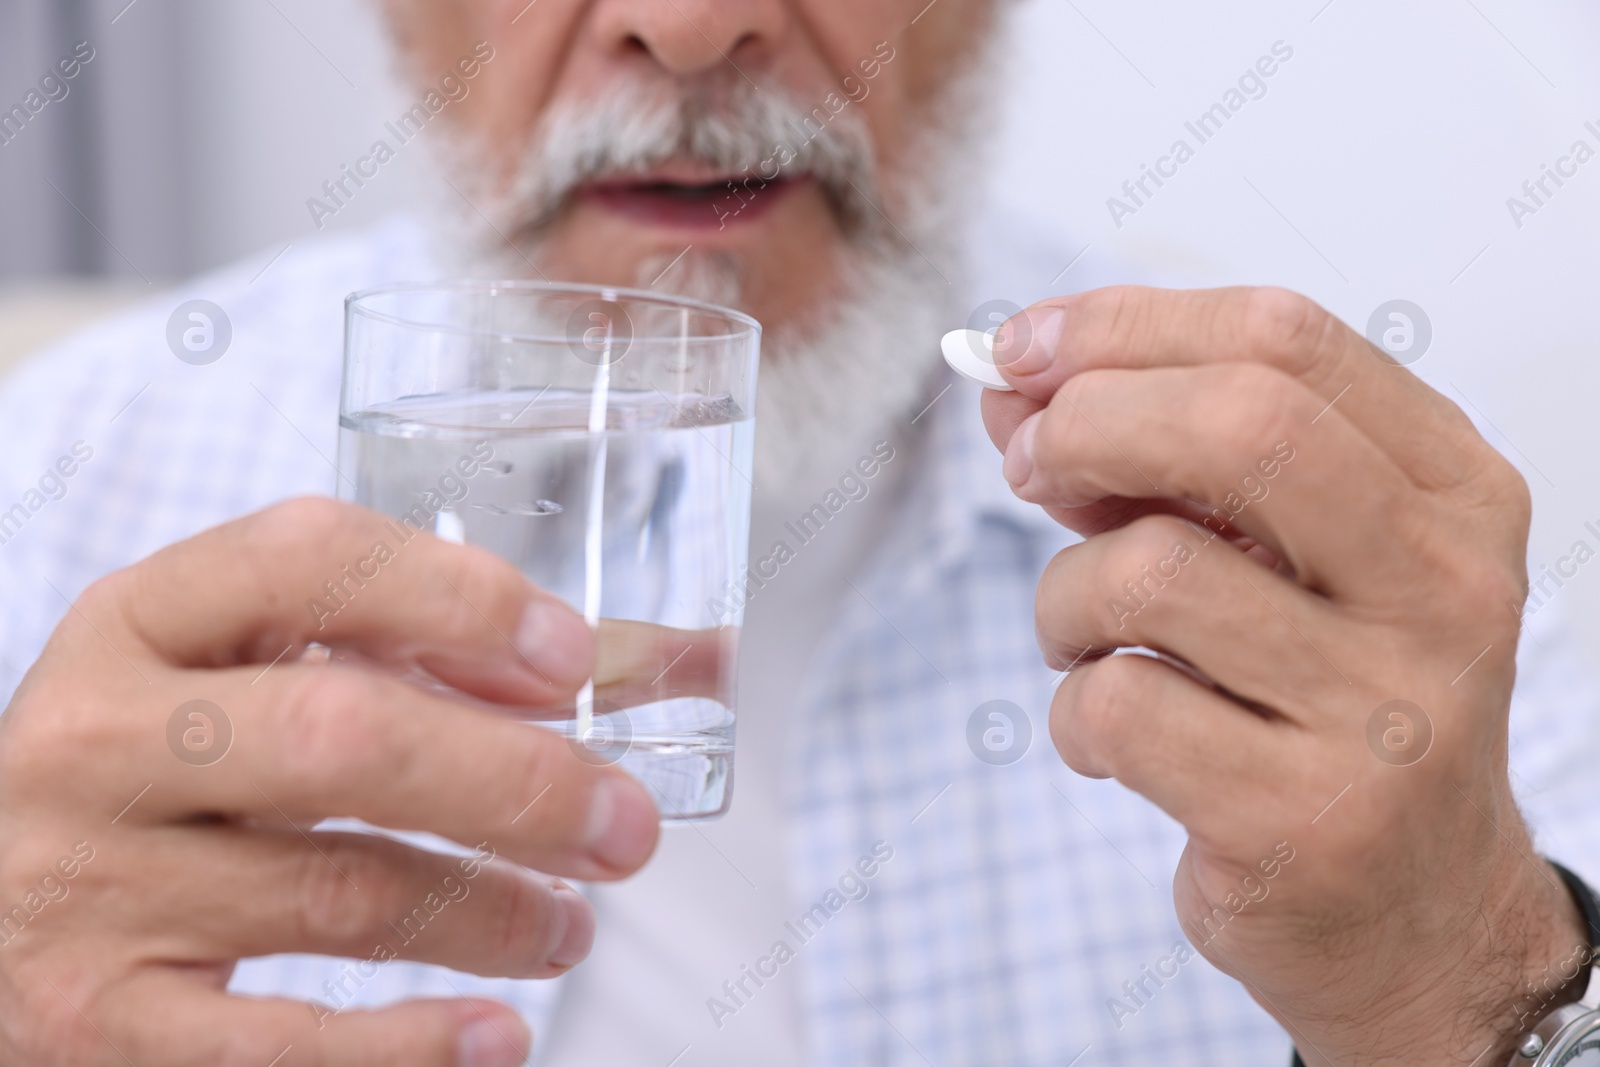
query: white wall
179 0 435 269
988 0 1600 650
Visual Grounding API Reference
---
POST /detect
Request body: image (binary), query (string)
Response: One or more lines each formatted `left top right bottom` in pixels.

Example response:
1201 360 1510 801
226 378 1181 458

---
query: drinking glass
337 281 760 819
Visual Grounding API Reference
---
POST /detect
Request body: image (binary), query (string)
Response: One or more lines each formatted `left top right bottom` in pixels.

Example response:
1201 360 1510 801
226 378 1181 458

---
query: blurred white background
1 0 1597 647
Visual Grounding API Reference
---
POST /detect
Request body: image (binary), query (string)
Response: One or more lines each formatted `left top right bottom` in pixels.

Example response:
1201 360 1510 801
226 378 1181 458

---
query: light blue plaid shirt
4 217 1598 1066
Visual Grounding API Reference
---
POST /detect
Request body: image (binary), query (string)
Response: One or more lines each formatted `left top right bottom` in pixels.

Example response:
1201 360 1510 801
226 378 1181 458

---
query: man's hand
0 497 661 1067
983 287 1585 1066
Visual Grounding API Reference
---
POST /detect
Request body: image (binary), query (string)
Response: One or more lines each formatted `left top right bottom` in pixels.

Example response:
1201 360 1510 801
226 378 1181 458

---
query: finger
133 661 660 881
981 382 1043 461
1052 653 1304 844
1002 363 1424 598
112 974 532 1067
1035 515 1357 715
112 827 592 978
310 616 731 723
983 387 1291 560
984 385 1143 536
107 496 594 704
992 285 1495 493
592 620 731 712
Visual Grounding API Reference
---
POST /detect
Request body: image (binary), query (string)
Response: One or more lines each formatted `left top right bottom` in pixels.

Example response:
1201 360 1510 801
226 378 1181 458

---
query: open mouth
576 172 810 230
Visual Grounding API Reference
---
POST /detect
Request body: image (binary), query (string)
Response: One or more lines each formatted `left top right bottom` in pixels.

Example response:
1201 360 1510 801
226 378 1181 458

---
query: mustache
496 79 881 238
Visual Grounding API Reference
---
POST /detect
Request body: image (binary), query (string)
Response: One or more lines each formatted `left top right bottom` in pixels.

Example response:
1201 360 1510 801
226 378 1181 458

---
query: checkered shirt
2 216 1598 1067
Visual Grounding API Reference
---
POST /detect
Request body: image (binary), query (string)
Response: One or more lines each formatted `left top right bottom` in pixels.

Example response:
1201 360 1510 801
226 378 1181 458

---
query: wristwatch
1504 861 1600 1067
1287 860 1600 1067
1509 993 1600 1065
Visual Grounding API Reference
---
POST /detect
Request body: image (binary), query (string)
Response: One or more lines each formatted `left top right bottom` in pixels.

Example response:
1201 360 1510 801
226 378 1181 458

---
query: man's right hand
0 497 660 1067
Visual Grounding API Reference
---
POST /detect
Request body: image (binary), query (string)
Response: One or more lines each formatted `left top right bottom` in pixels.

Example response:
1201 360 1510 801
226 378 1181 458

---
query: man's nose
591 0 786 77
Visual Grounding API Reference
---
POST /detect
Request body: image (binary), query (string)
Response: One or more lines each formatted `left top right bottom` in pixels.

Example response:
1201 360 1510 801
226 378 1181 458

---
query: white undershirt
536 439 912 1066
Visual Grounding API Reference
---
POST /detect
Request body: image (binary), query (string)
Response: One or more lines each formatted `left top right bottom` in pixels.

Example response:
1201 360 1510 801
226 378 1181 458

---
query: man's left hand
982 286 1585 1066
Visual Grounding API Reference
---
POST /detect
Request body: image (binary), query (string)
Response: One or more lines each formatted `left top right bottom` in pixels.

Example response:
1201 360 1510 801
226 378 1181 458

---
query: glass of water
337 282 759 819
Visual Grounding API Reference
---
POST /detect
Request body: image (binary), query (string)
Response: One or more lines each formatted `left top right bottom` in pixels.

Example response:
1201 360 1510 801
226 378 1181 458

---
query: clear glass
337 281 760 820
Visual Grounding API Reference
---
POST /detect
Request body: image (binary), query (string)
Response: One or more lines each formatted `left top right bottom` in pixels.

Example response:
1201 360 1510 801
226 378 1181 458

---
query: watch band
1549 859 1600 1002
1287 858 1600 1067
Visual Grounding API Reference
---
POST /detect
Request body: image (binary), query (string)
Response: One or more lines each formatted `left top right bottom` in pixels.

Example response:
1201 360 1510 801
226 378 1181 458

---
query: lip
575 172 810 231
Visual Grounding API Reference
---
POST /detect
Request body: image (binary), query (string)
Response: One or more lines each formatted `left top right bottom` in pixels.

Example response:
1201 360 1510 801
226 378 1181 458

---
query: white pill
941 328 1015 392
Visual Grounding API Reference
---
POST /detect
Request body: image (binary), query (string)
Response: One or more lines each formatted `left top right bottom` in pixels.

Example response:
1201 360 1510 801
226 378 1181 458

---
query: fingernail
585 776 659 870
514 600 593 688
1003 413 1040 488
455 1012 529 1067
547 883 595 968
994 307 1064 377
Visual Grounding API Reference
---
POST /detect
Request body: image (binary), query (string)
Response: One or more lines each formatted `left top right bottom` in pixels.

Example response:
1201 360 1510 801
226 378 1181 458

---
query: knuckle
1102 516 1201 606
1120 513 1200 570
1218 359 1297 415
260 495 356 541
1212 364 1302 460
276 669 385 789
1035 544 1090 663
1494 462 1533 533
439 543 527 639
72 571 123 620
491 870 558 970
1238 287 1336 377
294 838 393 946
514 729 571 796
0 678 107 800
1088 286 1147 351
506 734 589 838
246 496 364 571
1054 370 1096 413
1077 655 1149 751
237 497 366 616
0 705 57 800
39 572 134 666
1454 555 1526 623
1055 655 1149 771
1039 374 1101 458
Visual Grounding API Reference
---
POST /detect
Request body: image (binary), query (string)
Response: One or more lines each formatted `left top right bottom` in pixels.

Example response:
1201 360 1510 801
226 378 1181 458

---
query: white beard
425 23 1005 491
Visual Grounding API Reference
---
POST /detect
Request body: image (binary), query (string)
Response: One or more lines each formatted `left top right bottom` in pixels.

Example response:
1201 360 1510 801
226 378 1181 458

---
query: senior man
3 2 1600 1066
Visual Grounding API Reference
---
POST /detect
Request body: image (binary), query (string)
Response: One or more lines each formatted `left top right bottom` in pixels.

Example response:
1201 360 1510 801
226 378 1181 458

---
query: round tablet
940 328 1015 391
